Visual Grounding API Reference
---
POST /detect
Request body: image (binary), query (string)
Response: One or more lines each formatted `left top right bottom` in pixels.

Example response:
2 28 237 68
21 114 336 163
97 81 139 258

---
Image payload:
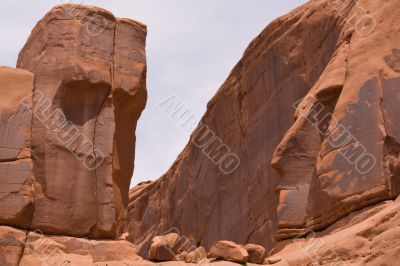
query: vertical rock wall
0 67 34 228
127 0 400 256
14 4 147 238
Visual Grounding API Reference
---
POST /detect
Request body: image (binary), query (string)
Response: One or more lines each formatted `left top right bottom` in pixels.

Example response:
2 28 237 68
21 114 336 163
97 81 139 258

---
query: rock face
127 0 400 259
208 241 249 264
15 4 147 238
0 67 34 229
0 225 147 266
1 0 400 265
272 0 400 240
0 3 148 264
266 196 400 265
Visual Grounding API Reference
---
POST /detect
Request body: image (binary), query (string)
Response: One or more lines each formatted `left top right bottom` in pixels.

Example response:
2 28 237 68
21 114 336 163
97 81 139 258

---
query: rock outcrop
0 3 147 264
0 67 34 228
272 0 400 240
0 226 27 266
208 241 249 264
1 0 400 265
148 233 181 262
127 0 400 261
14 4 147 239
0 225 150 266
266 196 400 265
244 244 266 264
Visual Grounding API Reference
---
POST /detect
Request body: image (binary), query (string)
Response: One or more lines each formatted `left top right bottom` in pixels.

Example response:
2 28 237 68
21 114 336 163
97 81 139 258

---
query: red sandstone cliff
15 4 147 239
127 1 400 263
1 0 400 265
0 4 149 265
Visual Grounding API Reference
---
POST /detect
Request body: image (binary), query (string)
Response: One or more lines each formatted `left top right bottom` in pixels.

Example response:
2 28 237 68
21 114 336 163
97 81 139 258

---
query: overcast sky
0 0 306 187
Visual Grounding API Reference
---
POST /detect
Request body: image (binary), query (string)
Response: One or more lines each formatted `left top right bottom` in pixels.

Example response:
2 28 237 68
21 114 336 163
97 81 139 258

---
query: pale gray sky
0 0 306 187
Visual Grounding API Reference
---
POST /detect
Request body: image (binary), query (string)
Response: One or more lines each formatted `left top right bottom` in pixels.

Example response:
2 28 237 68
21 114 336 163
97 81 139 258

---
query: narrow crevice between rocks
26 76 36 233
89 89 112 238
276 33 352 241
245 218 270 244
303 35 352 234
17 230 29 266
89 20 117 239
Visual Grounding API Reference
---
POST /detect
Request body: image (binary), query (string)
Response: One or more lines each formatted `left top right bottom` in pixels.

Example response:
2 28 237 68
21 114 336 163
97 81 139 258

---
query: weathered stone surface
0 67 34 228
208 241 248 264
244 244 265 264
152 260 266 266
149 233 180 262
181 247 207 264
128 0 400 257
1 1 400 265
266 197 400 265
273 0 400 240
15 4 147 238
19 230 147 266
0 226 27 266
0 67 33 160
126 180 156 251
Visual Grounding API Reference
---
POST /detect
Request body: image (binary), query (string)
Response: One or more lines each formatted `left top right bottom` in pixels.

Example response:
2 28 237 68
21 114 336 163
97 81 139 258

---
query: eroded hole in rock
53 80 111 126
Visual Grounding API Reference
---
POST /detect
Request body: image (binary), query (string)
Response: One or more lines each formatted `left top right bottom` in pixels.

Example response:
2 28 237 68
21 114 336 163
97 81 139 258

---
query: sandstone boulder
18 229 148 266
181 246 207 264
208 241 249 264
149 233 180 262
0 226 27 266
15 4 147 238
244 244 266 264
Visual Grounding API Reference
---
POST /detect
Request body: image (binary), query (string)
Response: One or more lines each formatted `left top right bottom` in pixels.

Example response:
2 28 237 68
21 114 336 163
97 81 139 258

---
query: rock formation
244 244 266 264
15 4 147 239
208 241 249 264
180 247 208 264
0 3 148 265
127 0 400 263
1 0 400 265
18 228 148 266
0 67 34 228
265 197 400 265
148 233 181 262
